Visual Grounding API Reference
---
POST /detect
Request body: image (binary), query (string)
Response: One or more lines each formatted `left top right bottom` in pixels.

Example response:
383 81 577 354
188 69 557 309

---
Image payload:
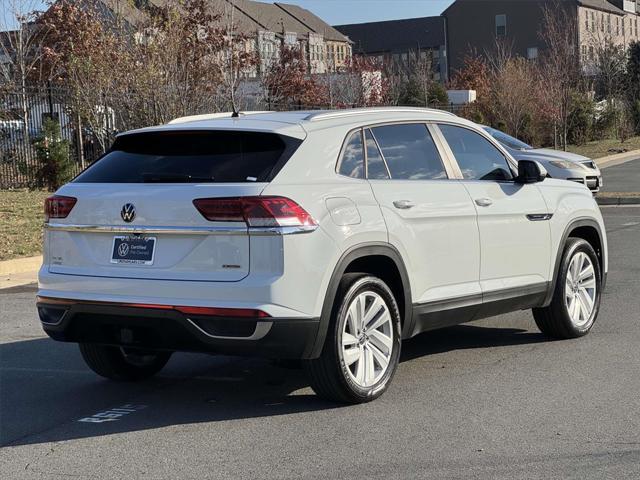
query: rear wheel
304 275 402 403
79 344 172 381
533 238 601 339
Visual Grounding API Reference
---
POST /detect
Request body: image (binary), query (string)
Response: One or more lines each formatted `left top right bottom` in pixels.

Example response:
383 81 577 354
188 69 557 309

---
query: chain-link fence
0 85 465 189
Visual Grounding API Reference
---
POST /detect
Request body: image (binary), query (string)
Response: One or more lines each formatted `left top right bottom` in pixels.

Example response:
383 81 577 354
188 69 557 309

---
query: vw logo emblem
121 203 136 223
117 243 130 257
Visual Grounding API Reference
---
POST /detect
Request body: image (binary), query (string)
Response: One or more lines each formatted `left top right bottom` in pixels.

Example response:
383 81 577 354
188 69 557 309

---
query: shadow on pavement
1 323 544 448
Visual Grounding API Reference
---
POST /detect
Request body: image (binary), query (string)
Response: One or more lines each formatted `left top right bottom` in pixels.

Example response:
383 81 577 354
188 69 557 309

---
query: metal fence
0 86 113 189
0 85 466 189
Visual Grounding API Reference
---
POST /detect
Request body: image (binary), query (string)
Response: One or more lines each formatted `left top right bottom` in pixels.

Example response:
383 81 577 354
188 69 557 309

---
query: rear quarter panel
263 125 388 317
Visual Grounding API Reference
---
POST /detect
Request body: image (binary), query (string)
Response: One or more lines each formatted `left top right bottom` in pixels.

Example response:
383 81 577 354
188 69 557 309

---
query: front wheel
304 275 402 404
79 344 172 381
533 238 602 339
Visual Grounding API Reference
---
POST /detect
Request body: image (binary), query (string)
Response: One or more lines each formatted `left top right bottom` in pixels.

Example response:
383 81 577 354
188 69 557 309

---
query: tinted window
74 131 299 183
371 124 446 180
365 129 389 180
338 131 364 179
439 125 513 181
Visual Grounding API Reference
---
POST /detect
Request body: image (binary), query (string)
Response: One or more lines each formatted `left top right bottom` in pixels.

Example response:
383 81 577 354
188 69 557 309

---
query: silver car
483 126 602 193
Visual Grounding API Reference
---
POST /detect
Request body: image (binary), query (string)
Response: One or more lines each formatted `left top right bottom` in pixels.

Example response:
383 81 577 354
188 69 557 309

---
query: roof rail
168 111 270 125
304 107 457 122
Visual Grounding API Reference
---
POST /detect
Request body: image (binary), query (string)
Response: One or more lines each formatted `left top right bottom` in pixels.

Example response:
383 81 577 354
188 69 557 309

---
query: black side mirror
516 160 547 184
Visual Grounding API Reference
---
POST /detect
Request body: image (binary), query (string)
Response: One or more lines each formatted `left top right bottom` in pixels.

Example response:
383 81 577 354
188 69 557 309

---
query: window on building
527 47 539 60
496 14 507 36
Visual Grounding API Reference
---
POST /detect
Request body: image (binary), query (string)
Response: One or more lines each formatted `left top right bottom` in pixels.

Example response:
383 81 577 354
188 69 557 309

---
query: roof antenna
231 107 240 118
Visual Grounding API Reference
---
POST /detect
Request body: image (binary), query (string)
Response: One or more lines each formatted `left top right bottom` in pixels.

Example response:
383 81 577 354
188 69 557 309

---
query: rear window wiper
142 173 215 183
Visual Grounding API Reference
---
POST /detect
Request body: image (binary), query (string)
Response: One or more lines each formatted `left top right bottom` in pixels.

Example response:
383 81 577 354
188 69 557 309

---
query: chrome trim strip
44 223 318 236
249 226 318 236
186 319 273 341
526 214 553 222
44 223 247 235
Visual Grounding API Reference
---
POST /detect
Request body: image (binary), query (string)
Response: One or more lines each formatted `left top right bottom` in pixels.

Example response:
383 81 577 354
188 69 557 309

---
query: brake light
45 195 77 221
193 196 316 228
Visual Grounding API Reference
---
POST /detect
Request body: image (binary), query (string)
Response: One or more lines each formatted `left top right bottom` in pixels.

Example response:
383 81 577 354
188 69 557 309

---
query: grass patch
0 189 49 261
567 136 640 159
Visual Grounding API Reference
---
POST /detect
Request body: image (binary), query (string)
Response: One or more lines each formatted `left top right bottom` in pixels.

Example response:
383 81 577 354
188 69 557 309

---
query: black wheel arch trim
308 242 413 359
543 217 606 307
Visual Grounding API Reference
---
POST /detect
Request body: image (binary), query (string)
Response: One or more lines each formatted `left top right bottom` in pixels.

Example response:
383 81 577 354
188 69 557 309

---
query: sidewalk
0 255 41 290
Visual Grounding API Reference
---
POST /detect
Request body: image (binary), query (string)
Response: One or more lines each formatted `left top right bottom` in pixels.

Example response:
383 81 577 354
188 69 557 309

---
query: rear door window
370 124 447 180
74 131 301 183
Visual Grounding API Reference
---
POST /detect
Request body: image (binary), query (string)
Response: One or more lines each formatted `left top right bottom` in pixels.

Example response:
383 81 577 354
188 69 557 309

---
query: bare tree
538 2 583 150
490 57 538 139
0 0 48 139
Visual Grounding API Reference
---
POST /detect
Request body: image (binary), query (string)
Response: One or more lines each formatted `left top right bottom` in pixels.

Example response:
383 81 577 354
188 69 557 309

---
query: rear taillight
45 195 77 221
193 196 317 228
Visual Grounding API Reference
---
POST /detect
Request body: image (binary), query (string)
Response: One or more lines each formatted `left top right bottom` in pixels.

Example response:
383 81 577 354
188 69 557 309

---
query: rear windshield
74 130 301 183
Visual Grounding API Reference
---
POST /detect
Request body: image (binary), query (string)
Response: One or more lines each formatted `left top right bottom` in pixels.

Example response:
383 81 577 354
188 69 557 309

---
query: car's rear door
46 129 302 282
434 123 552 302
364 123 481 331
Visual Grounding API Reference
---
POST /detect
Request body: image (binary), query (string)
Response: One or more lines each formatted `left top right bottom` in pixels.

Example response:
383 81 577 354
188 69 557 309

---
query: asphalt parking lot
1 206 639 479
601 157 640 193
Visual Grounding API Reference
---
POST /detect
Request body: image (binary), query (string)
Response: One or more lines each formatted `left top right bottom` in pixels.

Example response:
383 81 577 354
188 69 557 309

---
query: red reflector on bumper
36 297 270 318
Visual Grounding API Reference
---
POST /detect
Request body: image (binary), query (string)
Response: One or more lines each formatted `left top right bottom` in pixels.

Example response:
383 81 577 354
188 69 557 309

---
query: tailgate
47 183 266 282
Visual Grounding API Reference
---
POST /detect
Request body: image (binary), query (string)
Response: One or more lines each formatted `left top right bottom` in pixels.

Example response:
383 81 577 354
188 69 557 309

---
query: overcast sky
3 0 456 28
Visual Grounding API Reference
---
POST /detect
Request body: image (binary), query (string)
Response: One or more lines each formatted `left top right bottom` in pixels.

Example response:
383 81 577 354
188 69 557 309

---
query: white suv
38 108 607 403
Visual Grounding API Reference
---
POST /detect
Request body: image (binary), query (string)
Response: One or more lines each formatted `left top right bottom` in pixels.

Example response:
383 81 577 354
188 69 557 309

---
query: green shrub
594 102 618 139
33 118 73 191
568 94 595 146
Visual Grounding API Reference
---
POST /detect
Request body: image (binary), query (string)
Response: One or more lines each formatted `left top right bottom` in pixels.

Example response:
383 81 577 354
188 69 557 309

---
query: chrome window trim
44 223 317 236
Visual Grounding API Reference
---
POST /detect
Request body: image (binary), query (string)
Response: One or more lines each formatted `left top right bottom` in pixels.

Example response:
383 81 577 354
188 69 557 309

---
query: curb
0 255 42 276
596 149 640 169
596 195 640 206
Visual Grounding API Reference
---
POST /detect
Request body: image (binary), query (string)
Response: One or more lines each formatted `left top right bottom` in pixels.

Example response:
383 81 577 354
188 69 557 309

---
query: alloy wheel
340 291 394 388
564 252 597 327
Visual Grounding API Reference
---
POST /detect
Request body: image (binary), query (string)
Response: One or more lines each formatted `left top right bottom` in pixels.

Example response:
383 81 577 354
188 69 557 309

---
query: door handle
475 198 493 207
393 200 415 210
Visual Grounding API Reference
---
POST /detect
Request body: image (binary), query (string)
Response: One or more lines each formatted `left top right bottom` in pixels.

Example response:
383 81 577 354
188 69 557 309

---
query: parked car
482 126 602 193
38 108 607 403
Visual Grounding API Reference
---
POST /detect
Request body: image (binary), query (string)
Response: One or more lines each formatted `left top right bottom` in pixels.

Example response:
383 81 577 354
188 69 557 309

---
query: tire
79 343 172 381
533 238 602 339
304 274 402 404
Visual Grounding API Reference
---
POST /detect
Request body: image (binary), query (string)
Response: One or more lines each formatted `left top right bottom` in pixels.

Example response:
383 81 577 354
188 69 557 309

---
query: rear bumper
37 298 320 359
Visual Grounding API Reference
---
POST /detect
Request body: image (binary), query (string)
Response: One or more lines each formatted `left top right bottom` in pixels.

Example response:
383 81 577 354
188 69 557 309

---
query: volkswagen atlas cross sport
38 108 607 404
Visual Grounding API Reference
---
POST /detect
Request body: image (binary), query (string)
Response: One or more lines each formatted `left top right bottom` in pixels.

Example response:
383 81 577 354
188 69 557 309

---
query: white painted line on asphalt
0 367 94 375
622 222 639 227
77 404 147 423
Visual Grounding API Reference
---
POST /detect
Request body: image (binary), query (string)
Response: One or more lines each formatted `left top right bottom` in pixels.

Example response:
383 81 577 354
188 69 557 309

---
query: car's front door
364 123 482 334
435 124 552 306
